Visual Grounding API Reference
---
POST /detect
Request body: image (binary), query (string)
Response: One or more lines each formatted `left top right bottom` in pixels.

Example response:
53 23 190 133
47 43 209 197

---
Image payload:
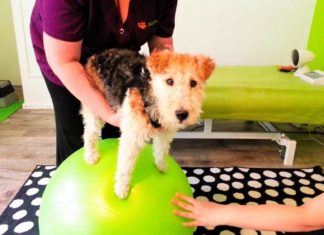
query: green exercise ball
39 139 194 235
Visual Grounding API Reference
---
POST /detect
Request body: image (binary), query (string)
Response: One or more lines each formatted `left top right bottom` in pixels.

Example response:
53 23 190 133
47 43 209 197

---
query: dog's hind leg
152 131 175 173
81 105 104 164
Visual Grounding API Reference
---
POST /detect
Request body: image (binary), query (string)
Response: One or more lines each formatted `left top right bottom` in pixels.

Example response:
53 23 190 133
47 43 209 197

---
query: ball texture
39 139 194 235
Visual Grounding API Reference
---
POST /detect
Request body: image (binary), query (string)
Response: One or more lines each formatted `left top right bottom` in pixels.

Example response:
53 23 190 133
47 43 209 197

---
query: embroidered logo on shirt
137 20 158 30
137 21 147 29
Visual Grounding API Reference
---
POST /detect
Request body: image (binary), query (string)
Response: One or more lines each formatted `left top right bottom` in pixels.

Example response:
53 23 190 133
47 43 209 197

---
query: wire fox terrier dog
81 48 215 199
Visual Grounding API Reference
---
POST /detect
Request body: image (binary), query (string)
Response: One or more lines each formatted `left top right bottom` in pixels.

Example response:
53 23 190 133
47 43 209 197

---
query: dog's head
147 51 215 130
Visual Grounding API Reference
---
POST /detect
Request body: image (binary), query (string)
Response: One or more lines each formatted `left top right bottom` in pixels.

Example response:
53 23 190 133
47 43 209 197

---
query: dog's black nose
175 110 188 122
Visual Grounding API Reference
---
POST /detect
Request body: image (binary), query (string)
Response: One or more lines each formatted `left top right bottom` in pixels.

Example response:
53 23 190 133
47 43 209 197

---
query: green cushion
202 66 324 125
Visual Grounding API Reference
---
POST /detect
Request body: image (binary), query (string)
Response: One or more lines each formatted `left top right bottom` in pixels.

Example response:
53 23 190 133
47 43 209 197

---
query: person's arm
148 0 177 53
172 192 324 232
43 33 120 127
148 35 173 53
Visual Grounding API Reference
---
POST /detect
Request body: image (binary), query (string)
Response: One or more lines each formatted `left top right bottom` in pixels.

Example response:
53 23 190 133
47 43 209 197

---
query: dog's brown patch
146 51 171 74
85 56 106 94
147 51 215 81
128 88 149 120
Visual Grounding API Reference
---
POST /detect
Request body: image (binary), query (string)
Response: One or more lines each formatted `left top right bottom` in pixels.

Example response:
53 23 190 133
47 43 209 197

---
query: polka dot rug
0 165 324 235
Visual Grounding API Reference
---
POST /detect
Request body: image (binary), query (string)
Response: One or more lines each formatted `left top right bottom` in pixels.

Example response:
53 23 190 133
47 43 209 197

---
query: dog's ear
147 51 172 74
194 55 216 81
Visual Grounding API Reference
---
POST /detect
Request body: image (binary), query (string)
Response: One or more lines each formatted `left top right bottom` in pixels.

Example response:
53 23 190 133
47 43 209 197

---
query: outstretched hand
172 192 224 227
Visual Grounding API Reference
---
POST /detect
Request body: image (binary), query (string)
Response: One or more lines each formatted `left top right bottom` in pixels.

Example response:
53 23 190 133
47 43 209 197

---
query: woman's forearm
221 204 320 232
53 61 117 124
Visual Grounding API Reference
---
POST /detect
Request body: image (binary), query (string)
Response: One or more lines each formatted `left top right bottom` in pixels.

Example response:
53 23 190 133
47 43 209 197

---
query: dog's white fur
81 51 215 199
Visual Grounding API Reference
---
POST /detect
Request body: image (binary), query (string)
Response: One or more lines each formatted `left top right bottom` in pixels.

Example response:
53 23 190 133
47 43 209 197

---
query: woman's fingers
172 198 194 211
183 221 199 227
175 192 196 204
173 209 195 219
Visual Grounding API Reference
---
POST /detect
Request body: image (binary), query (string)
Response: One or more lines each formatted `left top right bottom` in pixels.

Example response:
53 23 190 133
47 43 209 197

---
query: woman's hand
172 192 224 227
148 35 173 53
105 110 122 127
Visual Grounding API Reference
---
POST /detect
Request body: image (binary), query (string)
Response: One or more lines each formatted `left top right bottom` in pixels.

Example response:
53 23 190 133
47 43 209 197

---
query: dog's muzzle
175 110 188 122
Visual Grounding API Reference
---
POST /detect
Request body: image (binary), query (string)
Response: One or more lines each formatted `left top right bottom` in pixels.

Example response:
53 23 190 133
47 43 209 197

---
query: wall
173 0 316 66
11 0 317 108
0 0 21 85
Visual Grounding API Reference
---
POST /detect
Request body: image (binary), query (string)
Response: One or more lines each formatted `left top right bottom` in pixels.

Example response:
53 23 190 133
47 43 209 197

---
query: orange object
277 65 297 72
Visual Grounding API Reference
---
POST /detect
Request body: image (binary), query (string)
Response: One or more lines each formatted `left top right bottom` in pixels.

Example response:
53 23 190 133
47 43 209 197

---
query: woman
30 0 178 165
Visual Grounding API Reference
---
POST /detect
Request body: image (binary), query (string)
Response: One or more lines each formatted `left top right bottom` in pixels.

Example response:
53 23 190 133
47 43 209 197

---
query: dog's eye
166 78 174 86
190 80 197 88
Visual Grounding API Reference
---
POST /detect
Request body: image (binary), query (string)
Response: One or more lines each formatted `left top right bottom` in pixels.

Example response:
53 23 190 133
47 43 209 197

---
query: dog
81 48 215 199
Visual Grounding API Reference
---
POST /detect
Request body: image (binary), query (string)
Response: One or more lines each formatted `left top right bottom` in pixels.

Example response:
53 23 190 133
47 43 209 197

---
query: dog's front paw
114 181 130 200
84 152 99 165
155 160 168 173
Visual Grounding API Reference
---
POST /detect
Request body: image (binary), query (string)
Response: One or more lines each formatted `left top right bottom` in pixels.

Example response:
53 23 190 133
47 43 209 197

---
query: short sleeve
40 0 87 42
155 0 178 38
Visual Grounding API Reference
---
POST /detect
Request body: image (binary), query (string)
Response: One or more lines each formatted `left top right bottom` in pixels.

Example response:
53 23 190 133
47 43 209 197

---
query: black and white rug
1 166 324 235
